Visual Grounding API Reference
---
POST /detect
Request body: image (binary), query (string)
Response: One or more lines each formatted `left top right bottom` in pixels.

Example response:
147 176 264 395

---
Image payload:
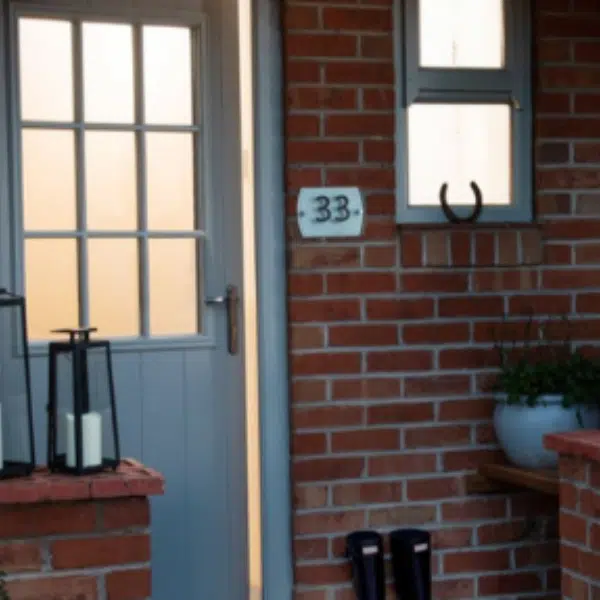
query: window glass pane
148 240 198 336
22 129 76 231
146 133 195 231
88 239 139 337
143 26 193 125
18 18 74 121
419 0 505 69
86 132 137 230
408 103 511 206
25 239 78 340
83 22 134 123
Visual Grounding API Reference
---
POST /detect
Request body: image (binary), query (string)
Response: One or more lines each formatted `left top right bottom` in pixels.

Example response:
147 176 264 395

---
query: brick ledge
0 458 164 504
544 430 600 464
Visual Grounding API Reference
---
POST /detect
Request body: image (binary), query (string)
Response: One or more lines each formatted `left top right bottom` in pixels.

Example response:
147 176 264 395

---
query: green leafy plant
491 313 600 409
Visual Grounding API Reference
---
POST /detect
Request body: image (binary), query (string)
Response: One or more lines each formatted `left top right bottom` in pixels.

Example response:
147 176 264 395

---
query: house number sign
297 187 364 239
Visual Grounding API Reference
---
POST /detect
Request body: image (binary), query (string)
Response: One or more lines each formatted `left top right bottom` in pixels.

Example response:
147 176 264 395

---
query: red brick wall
1 497 151 600
557 455 600 599
0 497 151 600
285 0 599 597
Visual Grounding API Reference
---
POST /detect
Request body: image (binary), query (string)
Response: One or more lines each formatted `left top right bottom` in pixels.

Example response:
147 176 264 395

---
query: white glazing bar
192 25 204 332
73 19 89 329
21 120 201 133
134 23 150 337
25 230 207 239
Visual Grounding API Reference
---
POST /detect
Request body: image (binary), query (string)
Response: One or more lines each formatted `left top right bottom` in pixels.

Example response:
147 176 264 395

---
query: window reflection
22 129 77 231
408 104 511 206
419 0 505 69
83 22 134 123
86 132 137 230
143 26 193 125
88 239 140 337
25 239 78 339
19 18 74 121
147 133 195 231
148 240 198 336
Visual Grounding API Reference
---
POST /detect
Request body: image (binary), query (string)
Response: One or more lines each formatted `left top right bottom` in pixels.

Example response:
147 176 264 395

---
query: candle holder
0 289 35 479
47 327 120 475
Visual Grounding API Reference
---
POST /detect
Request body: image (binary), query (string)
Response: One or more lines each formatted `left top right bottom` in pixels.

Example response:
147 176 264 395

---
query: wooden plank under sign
465 464 559 496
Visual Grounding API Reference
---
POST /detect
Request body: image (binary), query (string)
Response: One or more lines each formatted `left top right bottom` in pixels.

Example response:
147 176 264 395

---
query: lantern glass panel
0 293 34 477
54 351 73 459
87 345 117 462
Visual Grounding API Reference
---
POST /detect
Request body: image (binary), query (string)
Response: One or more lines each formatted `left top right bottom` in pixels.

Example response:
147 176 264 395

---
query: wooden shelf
465 464 559 496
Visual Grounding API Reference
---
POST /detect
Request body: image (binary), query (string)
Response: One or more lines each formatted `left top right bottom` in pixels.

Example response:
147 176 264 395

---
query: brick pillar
546 431 600 599
0 459 163 600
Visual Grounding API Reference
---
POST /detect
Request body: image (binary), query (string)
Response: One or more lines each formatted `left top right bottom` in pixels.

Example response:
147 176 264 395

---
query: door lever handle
205 286 239 355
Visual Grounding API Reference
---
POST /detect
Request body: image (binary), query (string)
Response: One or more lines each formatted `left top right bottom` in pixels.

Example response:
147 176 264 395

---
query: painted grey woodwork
254 0 293 598
394 0 533 224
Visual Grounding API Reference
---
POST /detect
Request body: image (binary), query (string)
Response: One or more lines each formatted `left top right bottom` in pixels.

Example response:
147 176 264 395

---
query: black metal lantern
47 327 120 475
0 289 35 478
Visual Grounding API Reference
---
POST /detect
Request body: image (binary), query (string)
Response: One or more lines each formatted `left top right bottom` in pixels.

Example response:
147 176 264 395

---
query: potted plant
491 314 600 469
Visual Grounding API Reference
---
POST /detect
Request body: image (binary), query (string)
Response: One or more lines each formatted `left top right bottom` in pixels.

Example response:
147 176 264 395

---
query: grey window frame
395 0 533 225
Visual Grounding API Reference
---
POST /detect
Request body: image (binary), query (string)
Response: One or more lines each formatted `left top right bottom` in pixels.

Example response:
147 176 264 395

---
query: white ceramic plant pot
493 395 600 469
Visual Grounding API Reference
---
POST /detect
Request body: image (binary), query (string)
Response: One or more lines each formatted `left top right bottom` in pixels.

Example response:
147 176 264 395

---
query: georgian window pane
148 240 198 336
19 18 74 121
86 132 137 230
83 22 134 123
146 133 195 231
88 239 140 337
143 26 193 125
25 239 78 339
22 129 77 231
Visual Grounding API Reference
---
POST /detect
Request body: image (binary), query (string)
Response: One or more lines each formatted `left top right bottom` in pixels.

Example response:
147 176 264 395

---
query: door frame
248 0 293 597
252 0 293 598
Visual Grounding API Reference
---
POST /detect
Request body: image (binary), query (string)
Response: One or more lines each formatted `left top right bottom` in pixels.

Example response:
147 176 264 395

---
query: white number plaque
297 187 364 239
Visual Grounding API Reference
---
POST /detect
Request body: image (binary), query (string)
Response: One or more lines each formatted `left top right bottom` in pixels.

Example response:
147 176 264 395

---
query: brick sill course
0 458 164 504
545 430 600 464
400 225 544 268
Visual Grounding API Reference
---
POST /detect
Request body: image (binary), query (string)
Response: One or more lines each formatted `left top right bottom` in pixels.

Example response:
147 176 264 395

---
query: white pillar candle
66 411 102 468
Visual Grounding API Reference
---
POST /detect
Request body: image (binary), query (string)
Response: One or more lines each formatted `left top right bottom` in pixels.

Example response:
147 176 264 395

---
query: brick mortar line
3 561 151 581
294 449 497 459
0 527 151 544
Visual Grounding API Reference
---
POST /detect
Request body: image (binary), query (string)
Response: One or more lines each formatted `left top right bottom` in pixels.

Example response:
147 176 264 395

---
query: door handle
205 285 239 355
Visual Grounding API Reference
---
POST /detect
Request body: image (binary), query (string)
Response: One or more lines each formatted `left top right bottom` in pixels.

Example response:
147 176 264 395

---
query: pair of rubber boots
345 529 430 600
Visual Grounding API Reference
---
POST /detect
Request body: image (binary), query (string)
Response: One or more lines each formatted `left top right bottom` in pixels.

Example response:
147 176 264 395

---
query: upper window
396 0 532 224
14 15 206 341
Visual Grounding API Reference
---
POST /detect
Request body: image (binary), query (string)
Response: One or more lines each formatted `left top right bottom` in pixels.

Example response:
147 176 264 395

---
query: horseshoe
439 181 483 225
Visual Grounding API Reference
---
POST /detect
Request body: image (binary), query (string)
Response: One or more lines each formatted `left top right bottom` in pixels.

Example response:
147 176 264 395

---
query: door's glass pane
86 132 137 230
18 18 74 121
25 239 78 340
22 129 76 230
419 0 505 69
88 239 139 337
143 26 193 125
408 103 511 206
146 133 195 231
83 22 134 123
148 240 198 336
